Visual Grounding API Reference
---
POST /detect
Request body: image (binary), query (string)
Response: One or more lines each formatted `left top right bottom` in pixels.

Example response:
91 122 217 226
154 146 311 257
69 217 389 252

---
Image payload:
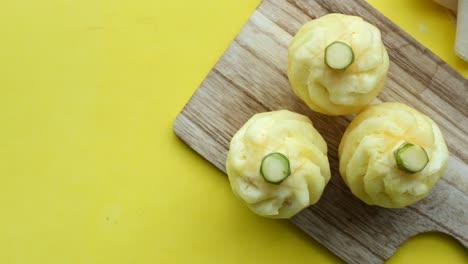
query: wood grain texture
173 0 468 263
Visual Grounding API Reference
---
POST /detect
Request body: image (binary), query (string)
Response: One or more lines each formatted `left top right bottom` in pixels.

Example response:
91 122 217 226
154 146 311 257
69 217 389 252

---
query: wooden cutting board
173 0 468 263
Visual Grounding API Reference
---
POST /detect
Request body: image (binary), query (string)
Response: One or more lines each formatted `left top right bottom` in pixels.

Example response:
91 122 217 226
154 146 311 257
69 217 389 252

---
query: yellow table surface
0 0 467 263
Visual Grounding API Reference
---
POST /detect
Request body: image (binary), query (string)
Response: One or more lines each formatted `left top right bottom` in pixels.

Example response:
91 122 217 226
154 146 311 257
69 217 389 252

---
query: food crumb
418 24 428 33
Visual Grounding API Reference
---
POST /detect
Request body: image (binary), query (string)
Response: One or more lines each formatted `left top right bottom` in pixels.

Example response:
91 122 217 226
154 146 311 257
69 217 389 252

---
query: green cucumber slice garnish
394 142 429 174
324 41 355 70
260 152 291 184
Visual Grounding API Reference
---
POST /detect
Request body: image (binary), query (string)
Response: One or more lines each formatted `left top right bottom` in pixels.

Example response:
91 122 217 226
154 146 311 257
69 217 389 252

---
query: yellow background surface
0 0 466 263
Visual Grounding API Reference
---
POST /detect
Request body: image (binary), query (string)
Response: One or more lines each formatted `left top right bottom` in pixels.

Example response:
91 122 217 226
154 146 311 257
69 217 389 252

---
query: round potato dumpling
339 102 449 208
288 13 389 116
226 110 331 218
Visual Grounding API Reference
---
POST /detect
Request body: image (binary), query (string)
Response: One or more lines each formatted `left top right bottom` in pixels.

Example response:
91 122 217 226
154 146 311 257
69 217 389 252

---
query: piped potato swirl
288 13 389 116
227 110 331 218
339 102 449 208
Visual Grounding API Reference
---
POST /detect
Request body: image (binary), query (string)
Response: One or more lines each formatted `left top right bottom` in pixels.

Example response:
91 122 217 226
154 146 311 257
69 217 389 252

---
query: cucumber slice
394 142 429 174
324 41 355 70
260 152 291 184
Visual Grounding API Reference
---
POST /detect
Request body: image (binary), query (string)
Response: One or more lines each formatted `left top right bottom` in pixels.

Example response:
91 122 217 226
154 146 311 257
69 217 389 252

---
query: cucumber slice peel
260 152 291 184
324 41 355 70
394 142 429 174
